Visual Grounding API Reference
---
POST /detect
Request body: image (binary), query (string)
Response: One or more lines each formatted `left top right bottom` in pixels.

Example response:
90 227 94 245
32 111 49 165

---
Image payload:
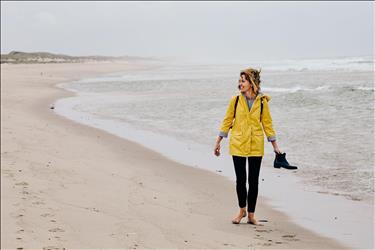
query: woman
214 67 282 225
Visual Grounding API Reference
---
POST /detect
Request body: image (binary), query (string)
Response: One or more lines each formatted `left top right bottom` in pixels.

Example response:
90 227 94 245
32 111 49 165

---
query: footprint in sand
3 170 14 178
285 238 300 241
222 243 236 247
254 234 264 240
282 234 299 241
48 228 65 233
282 234 296 238
41 213 53 217
282 234 299 240
15 181 29 186
255 229 272 233
42 246 65 250
85 207 100 212
32 201 45 205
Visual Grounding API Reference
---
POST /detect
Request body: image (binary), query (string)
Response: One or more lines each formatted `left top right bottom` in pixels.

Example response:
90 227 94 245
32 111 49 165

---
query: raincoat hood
257 91 271 102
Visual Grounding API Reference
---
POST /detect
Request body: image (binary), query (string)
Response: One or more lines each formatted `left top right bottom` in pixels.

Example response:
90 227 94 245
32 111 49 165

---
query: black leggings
232 155 263 213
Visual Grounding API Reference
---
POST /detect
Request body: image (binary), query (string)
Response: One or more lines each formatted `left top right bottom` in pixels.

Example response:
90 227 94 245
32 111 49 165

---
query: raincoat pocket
230 130 244 152
251 130 264 153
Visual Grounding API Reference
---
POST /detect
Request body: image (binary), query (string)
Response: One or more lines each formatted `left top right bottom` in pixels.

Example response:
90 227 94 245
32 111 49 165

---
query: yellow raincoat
219 92 276 157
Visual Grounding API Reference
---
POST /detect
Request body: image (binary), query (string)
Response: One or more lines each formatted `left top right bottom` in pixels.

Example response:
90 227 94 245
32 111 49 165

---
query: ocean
54 56 374 248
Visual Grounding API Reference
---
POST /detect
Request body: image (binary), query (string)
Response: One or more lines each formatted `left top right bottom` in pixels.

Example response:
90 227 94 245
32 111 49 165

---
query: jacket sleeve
218 96 237 138
261 97 277 142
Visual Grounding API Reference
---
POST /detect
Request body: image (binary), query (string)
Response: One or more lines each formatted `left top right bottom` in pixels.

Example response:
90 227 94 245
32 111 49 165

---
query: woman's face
238 74 251 93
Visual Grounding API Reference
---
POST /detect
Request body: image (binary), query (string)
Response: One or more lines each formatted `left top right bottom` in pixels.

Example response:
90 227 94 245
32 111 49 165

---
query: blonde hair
240 68 262 94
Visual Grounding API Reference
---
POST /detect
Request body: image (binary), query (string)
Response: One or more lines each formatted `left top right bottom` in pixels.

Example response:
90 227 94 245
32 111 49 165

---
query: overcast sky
1 1 373 63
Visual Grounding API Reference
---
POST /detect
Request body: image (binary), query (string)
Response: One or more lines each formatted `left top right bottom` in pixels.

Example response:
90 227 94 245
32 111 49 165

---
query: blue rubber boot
274 152 298 170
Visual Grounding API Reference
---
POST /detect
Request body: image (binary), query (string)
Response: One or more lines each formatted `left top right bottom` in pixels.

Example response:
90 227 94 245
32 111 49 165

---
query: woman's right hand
214 142 221 157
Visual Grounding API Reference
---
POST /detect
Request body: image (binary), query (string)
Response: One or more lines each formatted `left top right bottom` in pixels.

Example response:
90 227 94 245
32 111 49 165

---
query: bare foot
247 217 263 226
231 209 247 224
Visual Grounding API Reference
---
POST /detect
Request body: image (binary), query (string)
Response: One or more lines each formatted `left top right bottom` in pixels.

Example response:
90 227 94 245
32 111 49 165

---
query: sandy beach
1 62 350 249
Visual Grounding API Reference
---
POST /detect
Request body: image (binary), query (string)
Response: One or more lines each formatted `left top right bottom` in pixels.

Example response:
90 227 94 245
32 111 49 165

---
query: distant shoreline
0 50 160 64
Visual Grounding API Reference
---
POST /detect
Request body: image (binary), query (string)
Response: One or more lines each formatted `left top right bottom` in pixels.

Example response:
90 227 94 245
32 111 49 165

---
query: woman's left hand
273 148 282 154
271 141 282 154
